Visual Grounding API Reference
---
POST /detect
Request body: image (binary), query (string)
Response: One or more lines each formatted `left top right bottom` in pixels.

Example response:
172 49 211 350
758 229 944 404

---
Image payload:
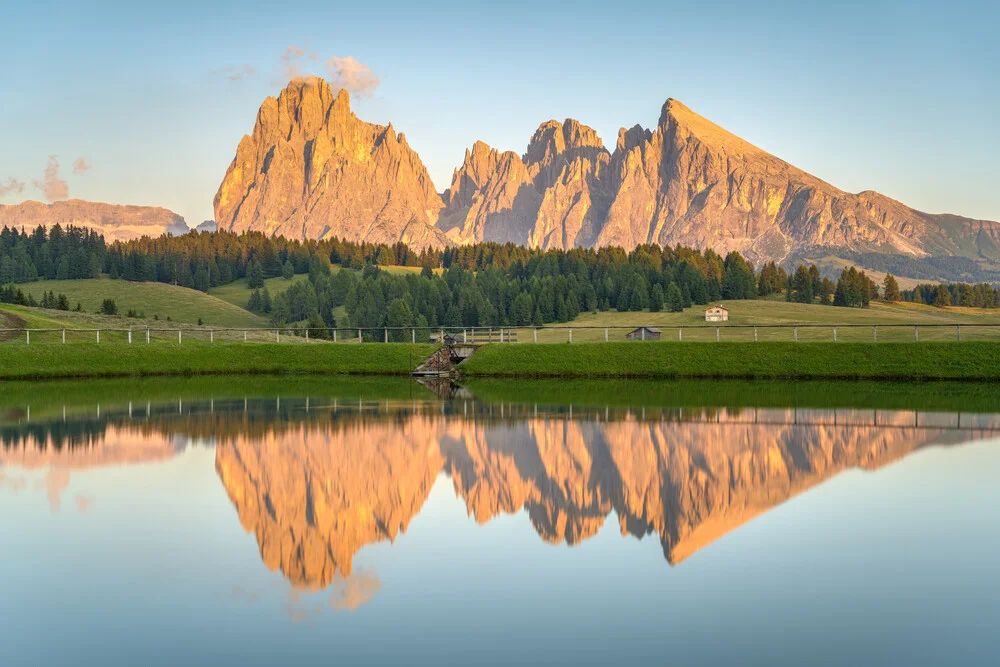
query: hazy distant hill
0 199 189 241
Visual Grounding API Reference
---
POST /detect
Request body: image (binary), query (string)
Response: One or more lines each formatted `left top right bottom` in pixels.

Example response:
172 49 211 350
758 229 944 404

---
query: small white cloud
0 177 25 198
326 56 379 98
32 155 69 202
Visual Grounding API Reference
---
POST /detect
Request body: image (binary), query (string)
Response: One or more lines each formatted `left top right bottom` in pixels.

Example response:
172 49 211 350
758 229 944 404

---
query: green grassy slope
459 341 1000 381
208 275 300 309
541 300 1000 343
20 278 265 327
0 342 438 380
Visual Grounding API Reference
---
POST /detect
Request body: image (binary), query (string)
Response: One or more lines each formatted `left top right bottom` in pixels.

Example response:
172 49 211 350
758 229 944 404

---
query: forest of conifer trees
3 225 1000 327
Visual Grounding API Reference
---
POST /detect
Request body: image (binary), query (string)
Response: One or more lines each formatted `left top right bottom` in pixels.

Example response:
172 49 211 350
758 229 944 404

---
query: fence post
128 328 132 344
914 326 918 342
873 326 877 343
178 329 182 345
440 328 444 344
754 326 758 342
276 330 279 343
244 330 247 342
305 329 309 342
533 328 537 344
833 326 837 342
679 328 683 341
569 328 573 343
957 325 961 341
146 328 150 344
500 328 504 343
26 330 29 345
412 328 415 344
333 329 337 343
210 330 213 344
63 329 66 344
359 329 362 343
384 328 388 344
641 327 645 341
794 326 798 342
716 327 720 342
605 327 609 342
97 330 100 344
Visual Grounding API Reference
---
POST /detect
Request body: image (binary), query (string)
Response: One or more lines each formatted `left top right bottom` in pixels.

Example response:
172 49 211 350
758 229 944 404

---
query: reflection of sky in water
2 415 998 666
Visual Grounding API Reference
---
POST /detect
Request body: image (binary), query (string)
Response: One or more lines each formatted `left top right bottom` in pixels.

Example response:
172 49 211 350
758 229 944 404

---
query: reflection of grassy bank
462 378 1000 413
0 343 437 380
0 375 434 414
459 341 1000 381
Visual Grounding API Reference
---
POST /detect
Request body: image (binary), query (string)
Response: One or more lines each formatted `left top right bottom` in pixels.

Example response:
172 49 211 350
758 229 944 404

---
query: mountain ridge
214 77 1000 273
0 199 189 241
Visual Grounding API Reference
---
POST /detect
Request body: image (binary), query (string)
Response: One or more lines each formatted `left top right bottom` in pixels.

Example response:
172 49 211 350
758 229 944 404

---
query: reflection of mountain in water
214 409 997 587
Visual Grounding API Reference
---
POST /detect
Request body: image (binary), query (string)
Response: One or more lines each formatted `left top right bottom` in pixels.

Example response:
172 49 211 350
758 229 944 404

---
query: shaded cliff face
214 77 447 250
213 410 982 586
0 199 188 241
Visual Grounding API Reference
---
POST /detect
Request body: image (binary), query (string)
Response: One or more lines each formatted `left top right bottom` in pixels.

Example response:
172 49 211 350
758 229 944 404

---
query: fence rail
2 322 1000 344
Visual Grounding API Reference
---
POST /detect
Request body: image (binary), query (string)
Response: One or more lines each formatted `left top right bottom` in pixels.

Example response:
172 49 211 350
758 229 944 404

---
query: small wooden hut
625 326 661 341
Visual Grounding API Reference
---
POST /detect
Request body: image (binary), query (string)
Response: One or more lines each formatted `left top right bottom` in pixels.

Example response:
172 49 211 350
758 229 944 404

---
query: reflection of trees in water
4 399 995 589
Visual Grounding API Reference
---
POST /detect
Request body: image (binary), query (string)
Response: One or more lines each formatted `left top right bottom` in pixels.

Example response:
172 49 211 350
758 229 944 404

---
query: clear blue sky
1 0 996 226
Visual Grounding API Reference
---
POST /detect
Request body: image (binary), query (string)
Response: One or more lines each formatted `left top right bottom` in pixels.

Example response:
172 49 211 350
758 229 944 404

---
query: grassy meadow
19 277 266 327
208 275 300 309
521 299 1000 343
459 341 1000 381
0 342 437 380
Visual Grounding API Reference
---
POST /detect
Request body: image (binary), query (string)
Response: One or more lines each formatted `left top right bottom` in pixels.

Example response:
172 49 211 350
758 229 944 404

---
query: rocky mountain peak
525 119 606 167
215 87 1000 273
214 76 446 249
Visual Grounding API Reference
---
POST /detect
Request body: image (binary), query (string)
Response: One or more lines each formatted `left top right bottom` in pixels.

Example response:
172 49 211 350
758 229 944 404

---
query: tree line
6 225 999 333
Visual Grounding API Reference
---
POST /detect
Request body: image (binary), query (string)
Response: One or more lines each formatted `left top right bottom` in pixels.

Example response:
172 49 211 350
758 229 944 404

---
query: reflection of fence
2 323 1000 344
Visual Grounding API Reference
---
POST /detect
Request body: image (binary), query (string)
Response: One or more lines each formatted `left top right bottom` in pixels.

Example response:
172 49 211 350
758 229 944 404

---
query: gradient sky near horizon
1 0 997 226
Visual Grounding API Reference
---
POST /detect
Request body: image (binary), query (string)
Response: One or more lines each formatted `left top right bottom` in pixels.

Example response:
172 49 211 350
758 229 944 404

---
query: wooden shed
705 305 729 322
626 326 661 341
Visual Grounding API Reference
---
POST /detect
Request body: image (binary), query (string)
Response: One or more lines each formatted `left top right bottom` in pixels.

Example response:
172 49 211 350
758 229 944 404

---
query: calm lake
2 377 998 666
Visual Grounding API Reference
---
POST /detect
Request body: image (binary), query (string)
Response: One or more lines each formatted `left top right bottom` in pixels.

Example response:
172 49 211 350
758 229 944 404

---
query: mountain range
215 76 1000 273
3 76 997 279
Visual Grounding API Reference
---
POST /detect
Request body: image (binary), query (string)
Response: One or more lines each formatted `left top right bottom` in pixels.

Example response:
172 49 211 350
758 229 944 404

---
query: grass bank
0 343 437 380
459 341 1000 381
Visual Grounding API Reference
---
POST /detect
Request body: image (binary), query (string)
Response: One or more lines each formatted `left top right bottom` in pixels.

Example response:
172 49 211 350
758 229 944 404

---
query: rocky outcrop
0 199 188 241
217 82 1000 268
439 120 611 249
214 76 447 250
595 99 1000 265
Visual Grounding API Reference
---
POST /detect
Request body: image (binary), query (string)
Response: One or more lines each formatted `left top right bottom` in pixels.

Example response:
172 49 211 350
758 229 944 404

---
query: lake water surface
2 378 998 666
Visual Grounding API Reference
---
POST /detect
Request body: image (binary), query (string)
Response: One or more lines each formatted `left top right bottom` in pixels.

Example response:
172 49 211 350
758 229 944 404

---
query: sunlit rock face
216 78 1000 264
439 120 612 250
0 200 189 241
213 77 447 250
594 99 1000 264
213 409 974 587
